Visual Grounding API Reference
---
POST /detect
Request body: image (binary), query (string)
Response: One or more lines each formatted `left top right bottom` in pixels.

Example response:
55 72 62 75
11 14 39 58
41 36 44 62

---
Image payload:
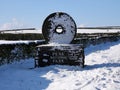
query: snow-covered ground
0 40 120 90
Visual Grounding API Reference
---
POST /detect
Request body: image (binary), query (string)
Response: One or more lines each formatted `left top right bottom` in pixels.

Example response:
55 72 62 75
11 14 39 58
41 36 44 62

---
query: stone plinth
35 44 84 67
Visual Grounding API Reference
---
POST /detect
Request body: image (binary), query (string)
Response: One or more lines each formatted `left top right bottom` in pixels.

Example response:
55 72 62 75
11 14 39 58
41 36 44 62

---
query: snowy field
0 40 120 90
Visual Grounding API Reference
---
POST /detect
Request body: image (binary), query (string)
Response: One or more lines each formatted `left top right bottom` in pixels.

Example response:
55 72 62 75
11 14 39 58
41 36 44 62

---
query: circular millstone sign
42 12 77 44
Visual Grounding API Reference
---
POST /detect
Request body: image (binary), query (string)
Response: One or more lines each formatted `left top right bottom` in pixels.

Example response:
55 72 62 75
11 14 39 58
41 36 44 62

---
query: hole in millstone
55 25 64 34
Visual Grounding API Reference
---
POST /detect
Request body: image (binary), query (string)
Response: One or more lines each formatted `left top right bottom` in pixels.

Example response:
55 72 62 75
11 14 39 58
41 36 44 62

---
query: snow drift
0 40 120 90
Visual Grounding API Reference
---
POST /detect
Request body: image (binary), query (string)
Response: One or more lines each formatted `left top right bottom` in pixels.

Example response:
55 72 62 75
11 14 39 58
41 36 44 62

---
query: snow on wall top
0 40 43 45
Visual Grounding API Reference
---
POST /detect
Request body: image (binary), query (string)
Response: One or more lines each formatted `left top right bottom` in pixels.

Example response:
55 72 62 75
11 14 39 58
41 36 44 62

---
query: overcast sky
0 0 120 30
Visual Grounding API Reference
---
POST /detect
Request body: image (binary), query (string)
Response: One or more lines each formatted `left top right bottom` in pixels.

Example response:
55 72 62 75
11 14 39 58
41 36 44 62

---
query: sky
0 0 120 30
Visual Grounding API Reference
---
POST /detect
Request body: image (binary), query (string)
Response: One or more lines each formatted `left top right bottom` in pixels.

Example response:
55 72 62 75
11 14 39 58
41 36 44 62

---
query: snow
38 43 82 46
0 40 44 45
0 40 120 90
1 28 120 34
77 29 120 33
37 43 83 51
1 29 42 34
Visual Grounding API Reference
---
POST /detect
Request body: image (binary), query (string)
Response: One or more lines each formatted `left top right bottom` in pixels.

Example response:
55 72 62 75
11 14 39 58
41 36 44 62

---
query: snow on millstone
0 40 120 90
